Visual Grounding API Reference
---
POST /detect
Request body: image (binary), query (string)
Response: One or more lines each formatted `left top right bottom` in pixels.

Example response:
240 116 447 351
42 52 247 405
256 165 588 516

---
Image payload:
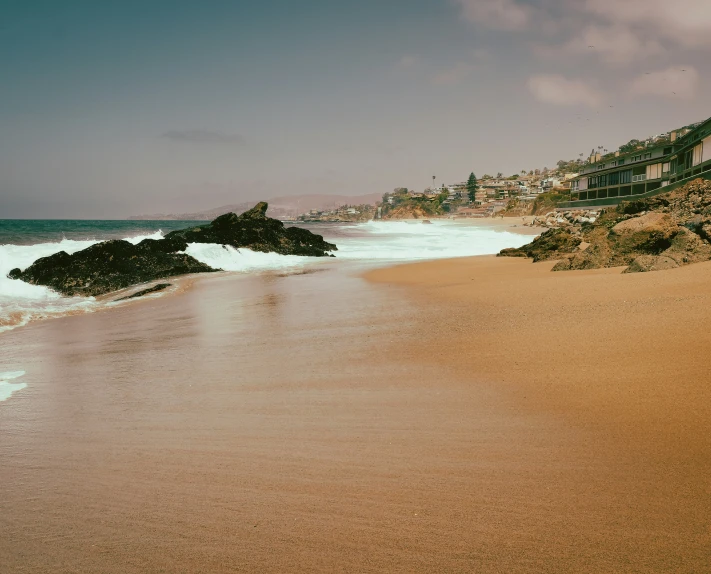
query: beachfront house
568 116 711 204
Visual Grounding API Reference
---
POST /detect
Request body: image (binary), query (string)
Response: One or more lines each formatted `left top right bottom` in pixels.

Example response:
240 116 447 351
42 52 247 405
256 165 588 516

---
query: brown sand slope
367 256 711 568
1 257 710 573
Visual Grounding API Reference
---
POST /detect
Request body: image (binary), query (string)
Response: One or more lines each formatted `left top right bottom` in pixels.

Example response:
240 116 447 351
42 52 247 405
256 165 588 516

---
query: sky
2 0 711 218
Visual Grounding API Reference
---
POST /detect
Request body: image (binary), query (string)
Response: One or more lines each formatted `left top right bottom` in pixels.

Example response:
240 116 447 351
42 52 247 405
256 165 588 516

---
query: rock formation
164 202 337 256
8 238 216 296
499 228 582 263
499 178 711 273
8 202 337 296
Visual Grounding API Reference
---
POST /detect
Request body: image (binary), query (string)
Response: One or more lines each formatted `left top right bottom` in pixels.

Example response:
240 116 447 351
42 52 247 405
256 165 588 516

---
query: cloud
161 129 245 146
565 24 665 66
627 66 700 101
583 0 711 48
527 74 603 107
455 0 530 31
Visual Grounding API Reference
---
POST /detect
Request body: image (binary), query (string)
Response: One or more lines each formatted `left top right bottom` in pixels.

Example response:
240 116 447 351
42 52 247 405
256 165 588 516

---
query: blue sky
2 0 711 217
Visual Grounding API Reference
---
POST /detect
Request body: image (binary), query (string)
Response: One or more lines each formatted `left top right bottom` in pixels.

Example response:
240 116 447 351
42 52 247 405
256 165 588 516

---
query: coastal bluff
8 202 337 297
499 178 711 273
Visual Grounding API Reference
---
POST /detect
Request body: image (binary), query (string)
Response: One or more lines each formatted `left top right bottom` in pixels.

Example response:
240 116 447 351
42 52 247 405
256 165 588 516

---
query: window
663 147 672 155
619 170 632 184
598 174 607 187
632 155 642 162
618 159 624 165
609 171 620 185
588 176 598 189
647 163 662 180
644 152 652 159
693 144 703 166
685 150 693 170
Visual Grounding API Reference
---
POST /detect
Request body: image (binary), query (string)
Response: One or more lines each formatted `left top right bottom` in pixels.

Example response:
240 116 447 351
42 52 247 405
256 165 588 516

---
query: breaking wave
1 221 535 333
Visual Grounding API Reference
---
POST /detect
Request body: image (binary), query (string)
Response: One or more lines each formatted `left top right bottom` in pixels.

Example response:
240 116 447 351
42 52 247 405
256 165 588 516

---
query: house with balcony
567 116 711 206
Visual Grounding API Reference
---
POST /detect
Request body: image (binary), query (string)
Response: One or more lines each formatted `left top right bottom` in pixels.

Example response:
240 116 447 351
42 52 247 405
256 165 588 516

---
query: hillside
129 193 382 220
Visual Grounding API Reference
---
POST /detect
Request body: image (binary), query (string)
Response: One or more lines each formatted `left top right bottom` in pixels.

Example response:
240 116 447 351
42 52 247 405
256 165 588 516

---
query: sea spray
0 220 536 333
0 232 165 332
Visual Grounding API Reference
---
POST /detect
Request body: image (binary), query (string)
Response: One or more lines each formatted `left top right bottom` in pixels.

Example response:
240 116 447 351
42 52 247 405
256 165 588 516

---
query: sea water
0 219 535 333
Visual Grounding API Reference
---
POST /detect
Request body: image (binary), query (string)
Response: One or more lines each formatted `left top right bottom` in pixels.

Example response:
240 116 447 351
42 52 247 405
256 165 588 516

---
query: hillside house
569 116 711 203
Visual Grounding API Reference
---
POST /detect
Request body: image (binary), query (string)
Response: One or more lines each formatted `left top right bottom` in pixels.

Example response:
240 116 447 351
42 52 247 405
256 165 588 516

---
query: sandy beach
2 249 710 572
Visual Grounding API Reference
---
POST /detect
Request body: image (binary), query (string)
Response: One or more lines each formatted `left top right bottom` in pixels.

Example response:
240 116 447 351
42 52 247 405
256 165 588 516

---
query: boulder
552 230 614 271
624 256 680 273
609 212 679 255
498 228 581 262
659 227 711 266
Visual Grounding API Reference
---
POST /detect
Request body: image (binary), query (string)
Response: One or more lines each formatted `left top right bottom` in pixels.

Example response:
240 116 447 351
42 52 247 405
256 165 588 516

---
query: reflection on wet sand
3 260 706 572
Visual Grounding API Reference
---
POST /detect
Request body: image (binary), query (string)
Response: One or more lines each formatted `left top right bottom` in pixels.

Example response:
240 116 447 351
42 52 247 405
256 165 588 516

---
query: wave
0 222 536 333
181 243 319 273
0 370 27 402
330 219 534 261
0 232 165 333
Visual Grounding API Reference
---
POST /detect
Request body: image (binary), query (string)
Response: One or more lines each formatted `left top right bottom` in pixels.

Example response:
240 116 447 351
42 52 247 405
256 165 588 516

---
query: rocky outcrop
381 205 439 220
498 228 582 262
499 178 711 273
164 202 337 256
8 238 215 296
624 255 679 273
8 202 338 296
608 212 678 254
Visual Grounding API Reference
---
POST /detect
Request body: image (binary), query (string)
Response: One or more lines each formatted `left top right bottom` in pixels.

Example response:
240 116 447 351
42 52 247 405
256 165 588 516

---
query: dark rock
114 283 172 302
165 201 337 257
8 202 338 297
498 228 581 262
10 240 216 296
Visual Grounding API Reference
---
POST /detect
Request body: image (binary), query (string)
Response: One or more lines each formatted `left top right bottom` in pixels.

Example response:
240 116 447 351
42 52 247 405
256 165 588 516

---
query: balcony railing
631 174 647 183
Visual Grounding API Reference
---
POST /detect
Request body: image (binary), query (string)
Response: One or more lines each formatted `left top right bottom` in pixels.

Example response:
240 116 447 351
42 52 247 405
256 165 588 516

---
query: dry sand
367 256 711 570
1 255 710 573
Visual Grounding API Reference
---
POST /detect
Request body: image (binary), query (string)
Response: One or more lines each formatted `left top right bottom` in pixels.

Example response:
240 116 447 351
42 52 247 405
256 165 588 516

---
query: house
569 115 711 204
539 177 561 192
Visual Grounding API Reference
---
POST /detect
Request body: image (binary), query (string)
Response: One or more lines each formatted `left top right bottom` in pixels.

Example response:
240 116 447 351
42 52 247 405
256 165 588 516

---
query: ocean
0 218 535 335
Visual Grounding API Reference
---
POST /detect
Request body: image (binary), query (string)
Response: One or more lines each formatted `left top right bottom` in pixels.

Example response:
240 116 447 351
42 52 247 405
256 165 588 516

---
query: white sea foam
0 232 167 333
0 222 537 333
0 371 27 402
332 220 534 261
182 243 316 273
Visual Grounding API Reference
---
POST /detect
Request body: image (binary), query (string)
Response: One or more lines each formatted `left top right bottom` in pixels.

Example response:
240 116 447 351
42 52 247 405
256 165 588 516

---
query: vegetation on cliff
499 190 572 217
380 189 454 219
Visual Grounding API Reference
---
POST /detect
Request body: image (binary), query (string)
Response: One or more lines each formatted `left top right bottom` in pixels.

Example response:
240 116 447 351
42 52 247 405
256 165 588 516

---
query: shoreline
0 218 539 335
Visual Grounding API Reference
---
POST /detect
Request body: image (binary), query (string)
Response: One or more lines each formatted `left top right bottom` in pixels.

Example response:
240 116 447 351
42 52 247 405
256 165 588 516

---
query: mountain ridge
128 193 382 220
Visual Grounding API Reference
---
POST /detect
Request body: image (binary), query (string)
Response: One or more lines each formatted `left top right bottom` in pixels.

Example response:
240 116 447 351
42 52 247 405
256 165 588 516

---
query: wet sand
2 255 710 572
